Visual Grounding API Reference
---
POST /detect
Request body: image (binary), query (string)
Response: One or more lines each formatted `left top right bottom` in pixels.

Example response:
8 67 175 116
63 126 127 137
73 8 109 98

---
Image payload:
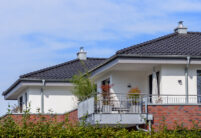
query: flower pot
102 105 112 113
129 105 141 113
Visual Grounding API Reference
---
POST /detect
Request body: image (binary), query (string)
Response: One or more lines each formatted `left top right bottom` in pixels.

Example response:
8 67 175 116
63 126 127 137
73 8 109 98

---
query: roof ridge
187 31 201 34
116 32 177 54
20 57 107 78
87 57 107 60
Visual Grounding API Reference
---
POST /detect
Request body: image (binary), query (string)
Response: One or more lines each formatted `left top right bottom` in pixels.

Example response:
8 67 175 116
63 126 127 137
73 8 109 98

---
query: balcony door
101 78 110 103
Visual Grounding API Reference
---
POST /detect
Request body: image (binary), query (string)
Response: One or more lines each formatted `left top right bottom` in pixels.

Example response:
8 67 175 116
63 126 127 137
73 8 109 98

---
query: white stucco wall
17 86 78 114
160 64 201 95
111 71 149 94
43 87 77 113
94 71 149 95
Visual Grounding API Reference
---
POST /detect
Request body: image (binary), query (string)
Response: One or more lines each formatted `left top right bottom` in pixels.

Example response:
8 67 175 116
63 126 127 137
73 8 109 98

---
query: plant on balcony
155 96 163 104
128 87 141 113
128 87 141 104
71 73 96 101
11 104 20 113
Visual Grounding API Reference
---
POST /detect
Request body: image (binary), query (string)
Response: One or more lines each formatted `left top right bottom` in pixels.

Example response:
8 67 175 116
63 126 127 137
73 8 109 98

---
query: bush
0 113 200 138
71 72 96 101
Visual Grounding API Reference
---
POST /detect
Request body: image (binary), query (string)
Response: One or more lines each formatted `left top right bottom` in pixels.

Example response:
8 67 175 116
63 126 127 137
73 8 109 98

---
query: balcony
78 93 201 126
78 93 152 127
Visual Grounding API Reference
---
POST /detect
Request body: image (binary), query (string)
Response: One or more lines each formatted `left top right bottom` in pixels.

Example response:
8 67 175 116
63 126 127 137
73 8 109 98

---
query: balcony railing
78 93 201 118
147 95 201 104
95 93 147 114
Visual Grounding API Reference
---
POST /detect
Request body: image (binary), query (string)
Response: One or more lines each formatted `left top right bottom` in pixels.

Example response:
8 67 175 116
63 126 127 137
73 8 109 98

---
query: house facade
78 21 201 130
2 21 201 130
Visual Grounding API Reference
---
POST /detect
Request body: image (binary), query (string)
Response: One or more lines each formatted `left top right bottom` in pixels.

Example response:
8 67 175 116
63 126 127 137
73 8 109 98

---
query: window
149 72 160 95
19 96 23 113
25 92 27 108
197 70 201 103
156 72 160 95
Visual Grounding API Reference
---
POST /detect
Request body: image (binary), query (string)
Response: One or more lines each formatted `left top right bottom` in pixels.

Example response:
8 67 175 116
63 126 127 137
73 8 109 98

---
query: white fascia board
5 83 23 100
23 82 74 87
90 58 201 78
118 58 187 64
190 60 201 64
5 82 74 100
90 58 119 77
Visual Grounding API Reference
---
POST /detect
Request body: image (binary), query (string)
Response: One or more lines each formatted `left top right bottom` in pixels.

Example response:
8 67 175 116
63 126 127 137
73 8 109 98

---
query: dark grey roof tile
117 32 201 56
20 57 106 80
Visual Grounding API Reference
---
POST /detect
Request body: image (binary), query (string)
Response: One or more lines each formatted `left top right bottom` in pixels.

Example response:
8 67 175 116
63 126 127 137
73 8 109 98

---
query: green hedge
0 113 200 138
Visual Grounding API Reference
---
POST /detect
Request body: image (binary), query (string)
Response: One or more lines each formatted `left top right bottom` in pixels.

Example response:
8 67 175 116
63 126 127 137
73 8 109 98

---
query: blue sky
1 0 201 116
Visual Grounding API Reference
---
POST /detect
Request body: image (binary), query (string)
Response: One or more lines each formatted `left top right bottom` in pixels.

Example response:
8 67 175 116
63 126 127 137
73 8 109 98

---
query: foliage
10 104 20 113
0 106 200 137
0 112 200 138
71 73 96 101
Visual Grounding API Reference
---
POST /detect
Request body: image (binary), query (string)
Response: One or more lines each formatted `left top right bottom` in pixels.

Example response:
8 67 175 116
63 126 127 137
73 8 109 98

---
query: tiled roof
20 58 106 80
117 32 201 56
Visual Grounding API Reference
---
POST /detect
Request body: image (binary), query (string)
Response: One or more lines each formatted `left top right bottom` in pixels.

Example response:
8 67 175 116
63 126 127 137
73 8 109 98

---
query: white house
2 47 106 114
78 21 201 128
2 21 201 129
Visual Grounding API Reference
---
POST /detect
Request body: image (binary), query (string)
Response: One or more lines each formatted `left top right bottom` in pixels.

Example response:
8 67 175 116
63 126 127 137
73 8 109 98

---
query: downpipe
136 120 151 132
185 56 190 104
41 79 46 113
136 97 151 133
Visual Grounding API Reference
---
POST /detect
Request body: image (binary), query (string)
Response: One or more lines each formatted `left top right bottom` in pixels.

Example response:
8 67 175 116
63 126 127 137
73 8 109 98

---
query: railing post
167 96 168 104
145 96 148 113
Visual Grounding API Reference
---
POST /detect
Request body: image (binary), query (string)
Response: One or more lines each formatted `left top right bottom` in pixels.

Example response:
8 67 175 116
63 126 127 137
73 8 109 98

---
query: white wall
43 87 77 113
17 86 78 114
160 64 201 95
111 71 149 94
94 71 149 95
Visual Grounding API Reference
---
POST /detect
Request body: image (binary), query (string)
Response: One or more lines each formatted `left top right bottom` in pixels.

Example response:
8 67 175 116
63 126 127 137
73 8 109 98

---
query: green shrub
71 72 96 101
0 112 200 138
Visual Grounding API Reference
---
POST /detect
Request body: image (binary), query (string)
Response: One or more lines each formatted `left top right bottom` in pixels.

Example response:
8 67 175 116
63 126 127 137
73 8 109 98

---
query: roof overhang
3 79 73 100
89 54 201 78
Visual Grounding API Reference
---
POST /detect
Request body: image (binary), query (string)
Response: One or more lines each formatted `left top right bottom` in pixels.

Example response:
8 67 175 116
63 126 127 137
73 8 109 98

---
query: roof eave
2 78 71 96
117 54 201 59
87 54 201 76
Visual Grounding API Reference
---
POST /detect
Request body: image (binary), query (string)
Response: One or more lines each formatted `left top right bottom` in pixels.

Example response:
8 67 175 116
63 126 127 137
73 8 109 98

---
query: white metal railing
78 93 201 118
78 97 95 118
95 93 147 114
147 95 201 104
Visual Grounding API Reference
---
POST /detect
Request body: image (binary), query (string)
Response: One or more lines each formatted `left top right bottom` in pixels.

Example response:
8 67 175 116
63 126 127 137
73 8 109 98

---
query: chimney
77 47 87 60
174 21 187 34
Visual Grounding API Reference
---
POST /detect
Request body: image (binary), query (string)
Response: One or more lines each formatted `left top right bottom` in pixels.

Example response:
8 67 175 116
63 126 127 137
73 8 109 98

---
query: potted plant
101 84 113 113
127 87 141 113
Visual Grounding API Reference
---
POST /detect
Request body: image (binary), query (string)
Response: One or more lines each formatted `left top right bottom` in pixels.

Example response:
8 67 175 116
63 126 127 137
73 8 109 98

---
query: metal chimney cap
80 47 84 52
77 47 87 60
174 21 187 34
178 21 184 28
